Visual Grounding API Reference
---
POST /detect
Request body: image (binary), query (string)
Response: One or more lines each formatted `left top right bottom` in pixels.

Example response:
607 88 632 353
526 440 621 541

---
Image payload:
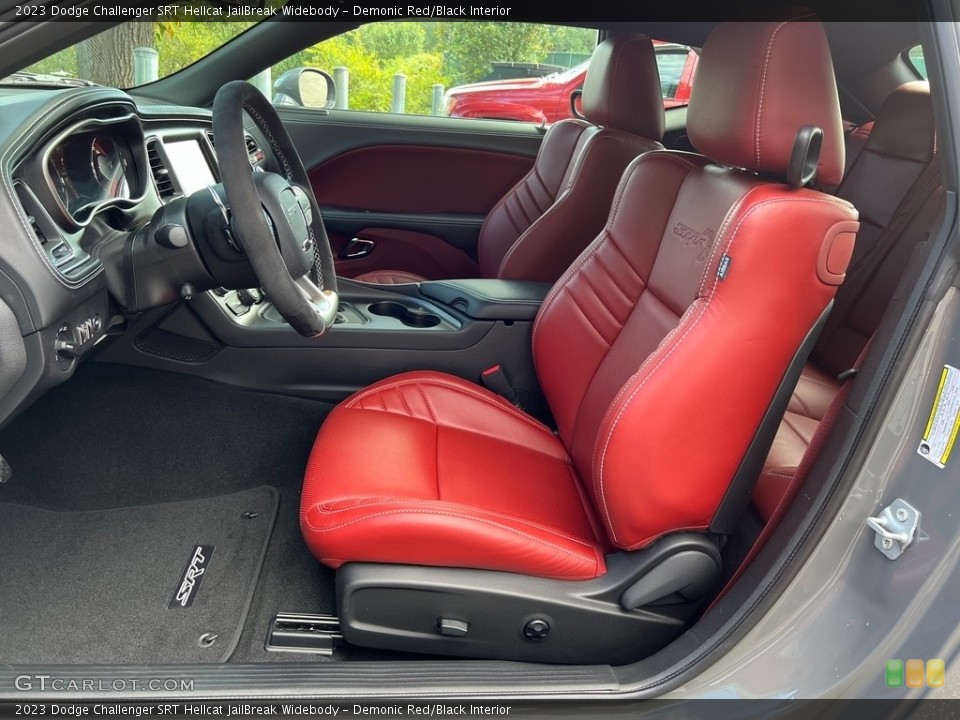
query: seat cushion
752 410 821 522
300 371 609 580
353 270 426 285
786 363 842 422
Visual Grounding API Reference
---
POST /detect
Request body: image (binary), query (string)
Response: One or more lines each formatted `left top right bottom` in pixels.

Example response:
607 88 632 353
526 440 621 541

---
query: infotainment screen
164 139 217 196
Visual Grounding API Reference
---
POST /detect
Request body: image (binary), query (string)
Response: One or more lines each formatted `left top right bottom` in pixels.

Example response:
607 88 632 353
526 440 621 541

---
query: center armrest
420 279 552 321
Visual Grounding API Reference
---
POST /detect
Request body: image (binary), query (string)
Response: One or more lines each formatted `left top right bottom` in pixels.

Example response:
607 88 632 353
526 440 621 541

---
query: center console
99 277 553 415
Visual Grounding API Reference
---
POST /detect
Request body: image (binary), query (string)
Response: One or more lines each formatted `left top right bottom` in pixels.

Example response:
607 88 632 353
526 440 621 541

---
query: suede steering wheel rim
212 80 338 337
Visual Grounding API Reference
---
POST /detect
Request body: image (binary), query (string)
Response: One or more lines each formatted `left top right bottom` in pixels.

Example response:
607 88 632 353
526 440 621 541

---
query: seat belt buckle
481 364 520 406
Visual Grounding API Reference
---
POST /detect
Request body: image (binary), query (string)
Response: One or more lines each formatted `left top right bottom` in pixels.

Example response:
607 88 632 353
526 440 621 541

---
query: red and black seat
754 81 941 521
355 33 665 285
300 19 859 663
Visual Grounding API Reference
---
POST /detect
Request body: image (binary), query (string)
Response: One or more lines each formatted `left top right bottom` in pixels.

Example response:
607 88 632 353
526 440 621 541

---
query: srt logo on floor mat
169 545 214 609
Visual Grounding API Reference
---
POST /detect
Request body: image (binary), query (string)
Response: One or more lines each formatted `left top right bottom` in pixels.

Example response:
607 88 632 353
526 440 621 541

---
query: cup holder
367 301 441 328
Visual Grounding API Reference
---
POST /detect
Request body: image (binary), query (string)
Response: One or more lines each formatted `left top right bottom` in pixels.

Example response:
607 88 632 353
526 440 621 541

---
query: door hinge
866 498 920 560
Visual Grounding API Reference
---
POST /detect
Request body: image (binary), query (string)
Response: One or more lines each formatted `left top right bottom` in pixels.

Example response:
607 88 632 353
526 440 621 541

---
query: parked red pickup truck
444 42 699 123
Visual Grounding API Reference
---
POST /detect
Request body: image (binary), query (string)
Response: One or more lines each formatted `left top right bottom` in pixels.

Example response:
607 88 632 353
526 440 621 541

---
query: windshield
8 14 260 88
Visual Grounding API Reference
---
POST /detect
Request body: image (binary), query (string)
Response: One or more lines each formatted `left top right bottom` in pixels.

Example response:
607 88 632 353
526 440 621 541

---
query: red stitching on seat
304 507 601 569
345 374 558 438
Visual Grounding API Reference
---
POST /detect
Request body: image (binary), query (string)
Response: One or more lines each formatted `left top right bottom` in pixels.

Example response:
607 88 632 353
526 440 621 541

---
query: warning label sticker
918 364 960 468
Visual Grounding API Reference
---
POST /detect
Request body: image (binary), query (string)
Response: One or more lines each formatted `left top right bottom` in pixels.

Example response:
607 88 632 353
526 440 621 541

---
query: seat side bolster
497 131 663 283
302 499 606 580
478 119 591 278
592 191 858 549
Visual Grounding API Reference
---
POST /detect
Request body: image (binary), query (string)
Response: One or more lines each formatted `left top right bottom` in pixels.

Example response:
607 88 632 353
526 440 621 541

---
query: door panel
308 144 534 214
328 227 481 280
278 109 542 280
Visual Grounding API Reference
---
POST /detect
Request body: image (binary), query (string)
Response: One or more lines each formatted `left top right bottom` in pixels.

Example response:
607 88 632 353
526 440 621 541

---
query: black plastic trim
337 535 720 665
0 663 618 701
710 301 833 535
421 279 551 321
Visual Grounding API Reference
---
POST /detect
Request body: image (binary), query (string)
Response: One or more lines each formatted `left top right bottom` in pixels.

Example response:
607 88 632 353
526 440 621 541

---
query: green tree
301 35 392 112
22 16 254 85
288 24 448 113
439 23 554 85
362 23 427 61
155 21 254 78
74 24 154 87
393 52 445 114
268 21 597 115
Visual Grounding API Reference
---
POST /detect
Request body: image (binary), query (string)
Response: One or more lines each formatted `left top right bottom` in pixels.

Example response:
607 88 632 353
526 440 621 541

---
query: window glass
656 50 690 99
15 16 256 88
908 45 928 79
272 22 596 122
270 24 698 123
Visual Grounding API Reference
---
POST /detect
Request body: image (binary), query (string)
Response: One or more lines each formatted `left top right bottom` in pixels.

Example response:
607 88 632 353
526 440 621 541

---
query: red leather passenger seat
753 82 942 520
302 19 858 582
355 33 665 285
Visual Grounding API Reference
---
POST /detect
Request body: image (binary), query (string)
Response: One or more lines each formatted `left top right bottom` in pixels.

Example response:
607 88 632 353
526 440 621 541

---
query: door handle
339 237 375 259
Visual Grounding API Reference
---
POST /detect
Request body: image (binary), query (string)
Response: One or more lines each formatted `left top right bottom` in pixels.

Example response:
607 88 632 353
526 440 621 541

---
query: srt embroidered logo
672 223 715 262
169 545 214 609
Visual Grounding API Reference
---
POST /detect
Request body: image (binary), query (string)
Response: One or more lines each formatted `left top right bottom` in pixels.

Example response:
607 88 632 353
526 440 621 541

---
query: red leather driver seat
300 19 859 662
355 33 665 285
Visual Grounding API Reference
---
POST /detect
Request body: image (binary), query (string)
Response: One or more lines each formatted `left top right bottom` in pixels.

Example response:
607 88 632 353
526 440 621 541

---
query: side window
654 44 699 108
655 49 691 101
907 45 928 79
270 22 597 124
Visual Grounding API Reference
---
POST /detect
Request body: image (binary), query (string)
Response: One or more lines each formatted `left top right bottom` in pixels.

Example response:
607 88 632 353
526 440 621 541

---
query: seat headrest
687 20 844 187
581 34 665 141
864 81 935 162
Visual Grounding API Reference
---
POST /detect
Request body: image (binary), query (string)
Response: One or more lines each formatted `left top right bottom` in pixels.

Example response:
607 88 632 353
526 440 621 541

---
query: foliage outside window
21 17 255 88
272 22 597 116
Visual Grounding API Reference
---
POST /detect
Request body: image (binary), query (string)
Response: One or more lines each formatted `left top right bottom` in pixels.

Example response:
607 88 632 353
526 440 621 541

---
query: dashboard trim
38 112 150 230
0 93 138 290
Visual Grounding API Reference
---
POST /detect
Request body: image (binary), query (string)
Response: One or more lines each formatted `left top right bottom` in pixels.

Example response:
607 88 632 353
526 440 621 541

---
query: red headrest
581 33 665 141
687 20 844 187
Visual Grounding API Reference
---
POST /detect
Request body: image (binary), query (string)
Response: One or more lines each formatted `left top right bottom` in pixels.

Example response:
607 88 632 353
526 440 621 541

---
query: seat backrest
479 34 665 282
532 19 859 550
812 81 940 376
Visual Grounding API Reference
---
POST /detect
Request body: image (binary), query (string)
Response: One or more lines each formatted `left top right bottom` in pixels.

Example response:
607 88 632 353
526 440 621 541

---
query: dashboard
0 85 266 426
45 120 140 224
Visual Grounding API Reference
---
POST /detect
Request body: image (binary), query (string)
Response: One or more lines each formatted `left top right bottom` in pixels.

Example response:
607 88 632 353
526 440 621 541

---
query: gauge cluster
46 130 136 221
18 111 151 230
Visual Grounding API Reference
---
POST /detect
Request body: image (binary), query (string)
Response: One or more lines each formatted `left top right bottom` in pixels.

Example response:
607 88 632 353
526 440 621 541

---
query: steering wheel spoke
294 276 339 329
212 81 338 337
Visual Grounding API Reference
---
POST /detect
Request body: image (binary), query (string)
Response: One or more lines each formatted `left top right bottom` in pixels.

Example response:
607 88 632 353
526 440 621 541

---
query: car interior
0 7 952 698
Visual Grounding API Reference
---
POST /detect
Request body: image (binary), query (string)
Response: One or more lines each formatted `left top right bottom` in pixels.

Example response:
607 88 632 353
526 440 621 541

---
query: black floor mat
0 362 338 663
0 486 278 665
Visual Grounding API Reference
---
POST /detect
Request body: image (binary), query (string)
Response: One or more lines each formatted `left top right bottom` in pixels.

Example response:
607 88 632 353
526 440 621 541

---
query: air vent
26 213 48 245
245 135 266 164
147 140 177 199
206 130 215 150
14 182 50 246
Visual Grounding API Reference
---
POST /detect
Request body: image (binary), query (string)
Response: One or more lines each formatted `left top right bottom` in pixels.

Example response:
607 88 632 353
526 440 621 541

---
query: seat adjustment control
437 618 469 637
522 618 550 641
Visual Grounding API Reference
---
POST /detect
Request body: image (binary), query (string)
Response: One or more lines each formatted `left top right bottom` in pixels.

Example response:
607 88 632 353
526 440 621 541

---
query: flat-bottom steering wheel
211 81 338 336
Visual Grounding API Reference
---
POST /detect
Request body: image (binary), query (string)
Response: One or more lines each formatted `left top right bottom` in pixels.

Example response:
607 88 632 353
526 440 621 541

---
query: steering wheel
211 81 338 337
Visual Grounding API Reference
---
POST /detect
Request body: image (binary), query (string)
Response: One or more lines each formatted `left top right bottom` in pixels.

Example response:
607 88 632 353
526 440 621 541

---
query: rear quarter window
908 45 928 80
